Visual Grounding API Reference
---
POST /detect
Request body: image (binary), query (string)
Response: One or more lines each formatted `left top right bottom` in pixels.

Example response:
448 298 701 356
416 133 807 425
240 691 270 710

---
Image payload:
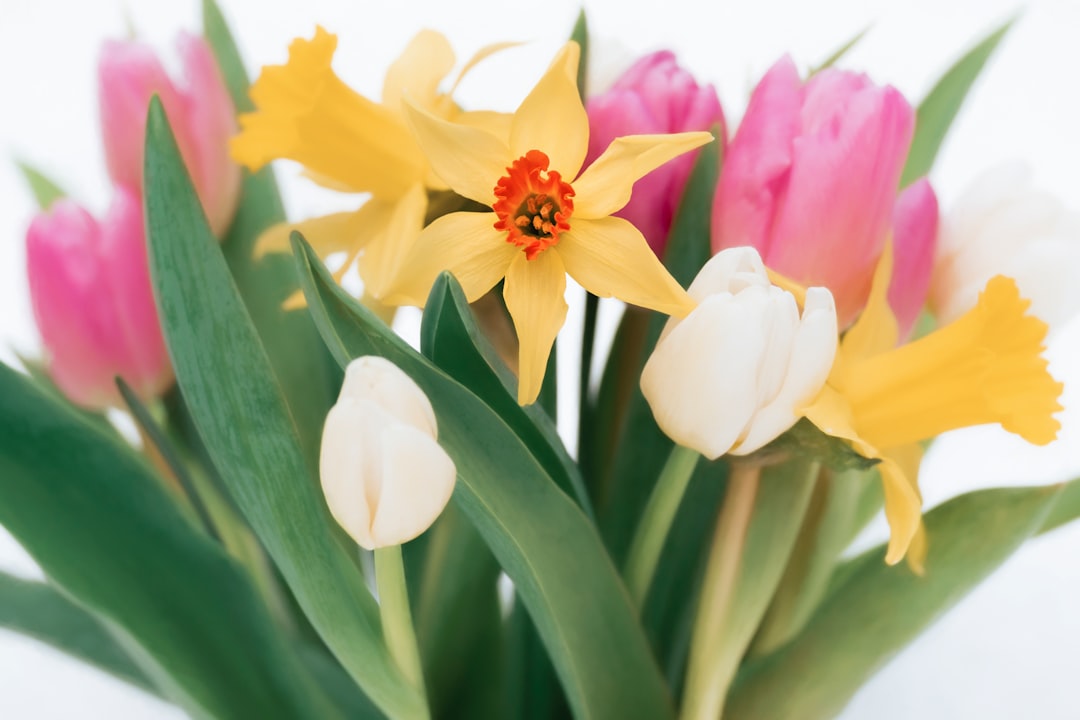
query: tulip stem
623 443 700 608
680 462 761 720
374 545 427 705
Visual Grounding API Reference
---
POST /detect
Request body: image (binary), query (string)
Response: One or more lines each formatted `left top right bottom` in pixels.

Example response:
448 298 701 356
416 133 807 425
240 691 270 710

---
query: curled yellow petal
232 27 422 198
254 210 370 259
572 132 715 219
510 42 588 180
404 102 509 206
382 211 516 307
381 30 455 114
557 216 695 318
503 251 568 405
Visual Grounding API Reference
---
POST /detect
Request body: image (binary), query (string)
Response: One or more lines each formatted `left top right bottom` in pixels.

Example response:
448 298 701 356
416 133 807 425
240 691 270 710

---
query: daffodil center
493 150 574 260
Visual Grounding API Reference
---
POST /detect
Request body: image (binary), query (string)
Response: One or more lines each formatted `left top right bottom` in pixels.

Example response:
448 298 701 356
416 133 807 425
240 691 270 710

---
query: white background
2 0 1079 717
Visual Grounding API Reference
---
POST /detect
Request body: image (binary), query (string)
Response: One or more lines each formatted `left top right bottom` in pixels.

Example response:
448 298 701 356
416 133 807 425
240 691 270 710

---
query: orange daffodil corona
385 43 712 404
800 245 1063 567
230 27 515 306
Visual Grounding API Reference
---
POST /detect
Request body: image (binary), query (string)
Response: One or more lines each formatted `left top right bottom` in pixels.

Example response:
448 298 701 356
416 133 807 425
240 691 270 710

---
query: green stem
375 545 428 714
578 292 599 456
623 444 701 608
680 463 760 720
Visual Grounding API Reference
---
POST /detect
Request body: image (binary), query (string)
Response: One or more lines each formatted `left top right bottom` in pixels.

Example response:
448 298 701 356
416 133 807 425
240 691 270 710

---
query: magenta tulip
99 33 240 236
890 178 939 339
26 187 172 409
586 50 725 256
711 56 915 327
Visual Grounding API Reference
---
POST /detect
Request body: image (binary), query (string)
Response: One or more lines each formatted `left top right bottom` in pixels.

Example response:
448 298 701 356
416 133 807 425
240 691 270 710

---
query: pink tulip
890 179 939 339
99 33 240 237
586 51 725 256
711 56 915 327
26 187 173 409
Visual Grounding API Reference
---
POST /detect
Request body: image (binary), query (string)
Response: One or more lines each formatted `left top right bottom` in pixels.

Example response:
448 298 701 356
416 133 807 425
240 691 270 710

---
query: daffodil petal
838 239 899 368
503 251 568 405
383 211 515 306
254 210 368 259
404 102 509 206
381 30 455 113
232 27 422 197
510 43 588 179
573 132 715 218
449 41 524 96
558 217 695 317
358 183 427 299
880 454 923 565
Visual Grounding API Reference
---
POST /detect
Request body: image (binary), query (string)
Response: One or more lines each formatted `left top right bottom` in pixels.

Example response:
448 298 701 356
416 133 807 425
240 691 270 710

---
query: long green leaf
202 0 337 462
293 235 675 720
0 362 332 719
901 19 1014 186
143 99 422 720
0 573 156 695
421 273 591 515
1036 476 1080 535
727 484 1061 720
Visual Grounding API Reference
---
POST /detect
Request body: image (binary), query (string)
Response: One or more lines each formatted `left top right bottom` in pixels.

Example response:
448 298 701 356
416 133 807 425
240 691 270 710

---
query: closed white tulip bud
320 356 456 550
641 247 838 460
932 162 1080 329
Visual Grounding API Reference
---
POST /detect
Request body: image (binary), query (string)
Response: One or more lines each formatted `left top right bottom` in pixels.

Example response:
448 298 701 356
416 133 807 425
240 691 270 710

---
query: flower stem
680 462 761 720
623 443 701 608
375 545 427 703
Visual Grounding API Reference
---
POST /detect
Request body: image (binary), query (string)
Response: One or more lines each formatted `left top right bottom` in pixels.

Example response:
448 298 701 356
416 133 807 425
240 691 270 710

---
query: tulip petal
558 217 695 317
503 251 568 405
381 30 455 113
890 178 939 338
510 43 589 179
403 101 509 206
232 28 422 198
641 292 767 459
572 132 714 219
371 422 457 548
319 398 379 549
383 211 515 306
339 355 438 438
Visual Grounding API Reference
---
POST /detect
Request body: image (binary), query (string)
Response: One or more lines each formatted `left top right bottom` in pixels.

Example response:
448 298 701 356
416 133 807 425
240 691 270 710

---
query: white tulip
320 356 456 550
932 161 1080 329
640 247 838 460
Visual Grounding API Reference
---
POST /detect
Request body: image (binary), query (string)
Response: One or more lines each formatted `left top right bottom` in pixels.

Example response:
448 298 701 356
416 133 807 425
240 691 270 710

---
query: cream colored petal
503 251 568 405
573 132 715 218
510 42 588 179
339 355 438 437
382 211 516 307
319 398 380 549
358 184 428 299
382 30 456 113
404 102 509 206
370 421 457 548
558 217 695 317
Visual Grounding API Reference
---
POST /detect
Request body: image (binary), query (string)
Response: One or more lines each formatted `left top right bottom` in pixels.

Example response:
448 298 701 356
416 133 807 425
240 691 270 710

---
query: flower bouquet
4 2 1078 718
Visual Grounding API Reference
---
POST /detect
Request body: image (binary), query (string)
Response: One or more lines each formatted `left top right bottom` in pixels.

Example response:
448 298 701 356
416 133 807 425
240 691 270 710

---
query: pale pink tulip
99 33 240 236
890 179 939 338
712 56 915 327
586 51 725 256
26 187 172 409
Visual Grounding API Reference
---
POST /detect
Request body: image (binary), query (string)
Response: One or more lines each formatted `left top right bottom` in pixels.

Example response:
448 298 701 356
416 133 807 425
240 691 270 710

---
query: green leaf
293 234 675 720
901 19 1014 186
0 362 333 719
421 273 591 515
570 10 589 99
1036 476 1080 535
202 0 338 462
728 484 1062 720
0 572 157 696
143 98 423 720
809 25 871 75
15 160 67 209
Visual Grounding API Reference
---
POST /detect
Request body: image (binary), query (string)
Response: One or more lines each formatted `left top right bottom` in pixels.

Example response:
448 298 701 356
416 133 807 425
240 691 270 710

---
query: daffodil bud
641 247 838 459
320 356 456 550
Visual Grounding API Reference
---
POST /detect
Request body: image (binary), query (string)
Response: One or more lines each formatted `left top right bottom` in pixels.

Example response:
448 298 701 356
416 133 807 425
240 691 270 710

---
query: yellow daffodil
230 27 513 307
800 245 1063 567
385 42 712 404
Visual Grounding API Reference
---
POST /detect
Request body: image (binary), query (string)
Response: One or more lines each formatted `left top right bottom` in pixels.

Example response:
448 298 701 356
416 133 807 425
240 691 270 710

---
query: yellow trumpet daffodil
801 244 1063 567
385 42 712 404
231 27 514 306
